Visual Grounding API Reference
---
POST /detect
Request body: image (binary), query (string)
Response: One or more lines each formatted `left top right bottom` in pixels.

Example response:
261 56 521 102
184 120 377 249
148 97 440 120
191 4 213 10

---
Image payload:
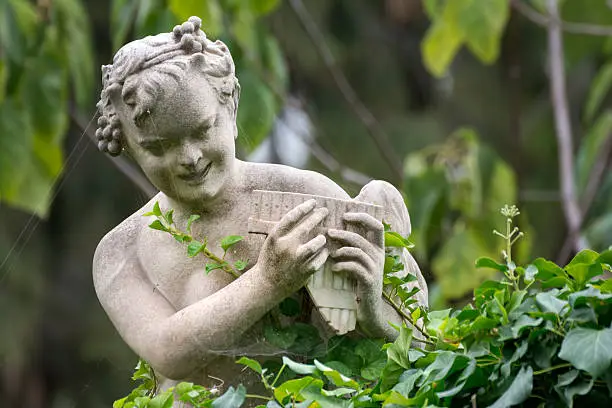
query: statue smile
178 161 212 184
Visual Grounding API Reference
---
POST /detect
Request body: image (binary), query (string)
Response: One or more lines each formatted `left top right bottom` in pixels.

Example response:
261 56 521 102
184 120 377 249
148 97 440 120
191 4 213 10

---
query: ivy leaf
149 220 168 232
187 240 205 257
186 214 200 233
274 376 321 405
221 235 243 252
281 357 317 375
456 0 509 64
488 366 533 408
475 257 508 272
533 258 566 281
386 325 413 369
236 357 262 375
384 231 415 249
314 360 360 389
164 209 174 225
234 260 248 271
205 262 223 274
559 327 612 377
211 385 246 408
152 201 163 217
148 391 174 408
536 292 569 315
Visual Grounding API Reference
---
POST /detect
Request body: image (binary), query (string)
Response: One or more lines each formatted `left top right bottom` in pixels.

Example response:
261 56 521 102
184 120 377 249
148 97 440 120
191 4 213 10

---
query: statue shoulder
244 161 351 200
92 195 162 290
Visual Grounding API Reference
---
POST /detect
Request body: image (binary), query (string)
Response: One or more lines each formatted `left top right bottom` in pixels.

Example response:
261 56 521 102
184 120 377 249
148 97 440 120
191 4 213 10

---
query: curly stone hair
95 16 241 156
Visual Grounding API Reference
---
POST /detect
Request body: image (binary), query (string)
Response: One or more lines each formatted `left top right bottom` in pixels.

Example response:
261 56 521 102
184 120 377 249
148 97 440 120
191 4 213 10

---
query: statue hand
328 212 385 324
257 199 329 293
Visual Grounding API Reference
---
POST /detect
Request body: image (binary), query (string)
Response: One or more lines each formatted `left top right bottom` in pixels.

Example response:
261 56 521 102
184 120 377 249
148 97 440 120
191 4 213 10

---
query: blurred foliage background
1 0 612 406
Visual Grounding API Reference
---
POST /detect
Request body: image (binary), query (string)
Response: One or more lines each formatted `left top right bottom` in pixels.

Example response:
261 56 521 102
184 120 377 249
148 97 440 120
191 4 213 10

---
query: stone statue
92 16 427 395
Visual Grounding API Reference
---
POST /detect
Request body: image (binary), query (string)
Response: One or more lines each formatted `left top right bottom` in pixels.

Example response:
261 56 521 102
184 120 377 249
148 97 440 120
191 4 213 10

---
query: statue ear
189 53 206 70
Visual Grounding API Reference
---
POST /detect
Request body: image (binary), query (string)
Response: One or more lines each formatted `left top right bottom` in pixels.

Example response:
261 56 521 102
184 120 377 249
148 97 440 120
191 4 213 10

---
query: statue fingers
327 229 373 253
296 234 327 261
306 247 329 272
343 212 384 248
287 207 328 241
330 247 373 270
331 261 370 284
273 199 317 237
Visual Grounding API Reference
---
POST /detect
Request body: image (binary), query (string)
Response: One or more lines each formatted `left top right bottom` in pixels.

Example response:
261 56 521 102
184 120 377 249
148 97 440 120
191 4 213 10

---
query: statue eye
141 140 167 156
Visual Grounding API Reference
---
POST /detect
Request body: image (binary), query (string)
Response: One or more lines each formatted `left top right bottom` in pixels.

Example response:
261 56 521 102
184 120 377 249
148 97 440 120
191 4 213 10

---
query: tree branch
546 0 587 254
70 110 158 199
512 0 612 37
287 0 404 184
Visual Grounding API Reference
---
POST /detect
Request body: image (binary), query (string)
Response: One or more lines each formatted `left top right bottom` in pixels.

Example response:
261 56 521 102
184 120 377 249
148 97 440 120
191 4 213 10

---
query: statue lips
178 162 212 185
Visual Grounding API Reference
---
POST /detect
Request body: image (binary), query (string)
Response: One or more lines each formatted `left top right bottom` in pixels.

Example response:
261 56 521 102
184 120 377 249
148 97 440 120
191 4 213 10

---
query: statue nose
179 144 202 169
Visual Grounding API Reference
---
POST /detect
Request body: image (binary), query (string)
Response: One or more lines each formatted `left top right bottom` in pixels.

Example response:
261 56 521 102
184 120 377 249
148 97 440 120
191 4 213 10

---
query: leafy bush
114 206 612 407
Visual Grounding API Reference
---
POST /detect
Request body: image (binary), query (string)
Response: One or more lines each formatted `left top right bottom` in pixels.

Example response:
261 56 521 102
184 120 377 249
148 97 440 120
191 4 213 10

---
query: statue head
96 16 242 204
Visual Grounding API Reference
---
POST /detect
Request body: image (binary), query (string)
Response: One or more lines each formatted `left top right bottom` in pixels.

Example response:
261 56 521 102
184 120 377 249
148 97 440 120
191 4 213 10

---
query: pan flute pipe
248 190 384 335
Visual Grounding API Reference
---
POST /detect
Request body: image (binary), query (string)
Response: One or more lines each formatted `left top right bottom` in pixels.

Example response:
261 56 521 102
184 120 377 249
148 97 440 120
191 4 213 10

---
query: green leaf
421 7 464 77
152 201 163 217
274 376 321 404
186 214 200 233
211 385 246 408
149 220 168 232
585 61 612 124
205 262 223 274
384 231 415 249
221 235 243 252
559 327 612 377
386 325 413 369
187 240 205 257
148 391 174 408
568 249 600 267
237 69 278 151
475 257 508 272
488 366 533 408
533 257 566 280
457 0 509 63
236 357 262 374
536 292 569 315
423 0 445 18
314 360 360 389
282 356 317 375
164 209 174 225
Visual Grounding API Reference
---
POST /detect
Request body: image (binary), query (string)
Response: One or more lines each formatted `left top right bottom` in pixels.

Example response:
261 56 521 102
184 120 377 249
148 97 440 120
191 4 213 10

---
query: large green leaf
53 0 94 108
559 327 612 377
421 0 509 76
456 0 509 63
211 385 246 408
421 6 464 78
488 366 533 408
236 68 277 151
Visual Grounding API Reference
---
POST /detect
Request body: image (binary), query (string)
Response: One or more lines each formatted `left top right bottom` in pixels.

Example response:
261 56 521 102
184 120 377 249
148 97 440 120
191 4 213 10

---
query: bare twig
70 110 158 198
512 0 612 37
546 0 587 254
287 0 404 184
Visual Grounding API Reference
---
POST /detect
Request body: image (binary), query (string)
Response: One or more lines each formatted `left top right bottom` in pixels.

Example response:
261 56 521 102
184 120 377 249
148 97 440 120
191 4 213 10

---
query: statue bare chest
136 216 266 311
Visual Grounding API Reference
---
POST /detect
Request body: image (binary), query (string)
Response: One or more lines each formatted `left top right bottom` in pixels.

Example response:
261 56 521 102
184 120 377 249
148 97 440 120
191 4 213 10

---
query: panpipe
248 190 384 335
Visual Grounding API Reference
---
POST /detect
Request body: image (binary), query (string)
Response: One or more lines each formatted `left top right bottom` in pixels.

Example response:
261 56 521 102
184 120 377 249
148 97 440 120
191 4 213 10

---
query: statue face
115 67 237 206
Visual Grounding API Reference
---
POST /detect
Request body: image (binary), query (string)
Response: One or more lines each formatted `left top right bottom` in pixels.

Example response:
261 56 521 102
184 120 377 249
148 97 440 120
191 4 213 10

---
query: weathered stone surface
92 15 428 400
